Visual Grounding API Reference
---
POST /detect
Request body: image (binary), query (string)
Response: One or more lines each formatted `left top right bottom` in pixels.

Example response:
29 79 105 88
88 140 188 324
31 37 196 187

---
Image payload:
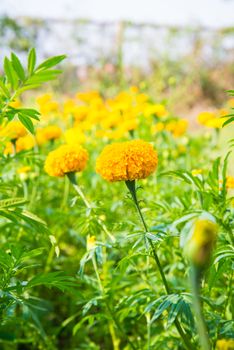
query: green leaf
11 53 25 81
4 57 18 90
222 117 234 127
0 197 27 209
0 78 11 98
27 48 36 75
18 114 34 134
36 55 66 71
26 272 77 292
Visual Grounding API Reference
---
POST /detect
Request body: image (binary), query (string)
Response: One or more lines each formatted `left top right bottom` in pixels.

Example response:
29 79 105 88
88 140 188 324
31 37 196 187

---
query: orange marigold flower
44 144 88 177
96 139 158 182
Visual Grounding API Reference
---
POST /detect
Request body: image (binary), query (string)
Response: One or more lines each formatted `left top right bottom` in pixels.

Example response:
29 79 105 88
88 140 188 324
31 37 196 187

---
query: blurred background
0 0 234 119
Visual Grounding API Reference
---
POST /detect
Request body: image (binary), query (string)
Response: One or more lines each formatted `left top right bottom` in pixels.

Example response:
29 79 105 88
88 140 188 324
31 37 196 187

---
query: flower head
36 125 62 145
96 139 158 182
0 121 27 140
44 144 88 177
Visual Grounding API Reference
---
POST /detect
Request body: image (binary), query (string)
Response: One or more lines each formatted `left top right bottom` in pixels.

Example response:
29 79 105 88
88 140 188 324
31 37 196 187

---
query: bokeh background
0 0 234 123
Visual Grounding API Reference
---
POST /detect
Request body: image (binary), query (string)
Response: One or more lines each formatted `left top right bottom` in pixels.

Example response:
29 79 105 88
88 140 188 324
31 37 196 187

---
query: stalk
125 180 195 350
190 266 211 350
67 172 115 243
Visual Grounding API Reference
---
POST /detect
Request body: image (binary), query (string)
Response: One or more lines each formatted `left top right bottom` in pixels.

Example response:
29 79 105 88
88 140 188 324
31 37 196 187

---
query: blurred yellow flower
17 166 31 174
44 144 88 177
216 339 234 350
16 135 36 152
197 111 216 126
226 176 234 189
96 139 158 182
36 125 62 145
64 128 86 144
0 121 27 140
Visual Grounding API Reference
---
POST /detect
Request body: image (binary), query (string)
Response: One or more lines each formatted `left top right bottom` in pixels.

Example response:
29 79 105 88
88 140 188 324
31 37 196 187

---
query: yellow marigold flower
96 139 158 182
226 176 234 189
36 93 52 105
0 121 27 140
144 104 167 118
185 217 218 266
129 86 139 94
76 91 100 103
173 119 188 137
64 128 86 144
197 111 216 126
216 339 234 350
36 125 62 145
16 135 35 152
220 176 234 190
44 144 88 177
192 169 203 176
205 118 225 129
151 122 164 134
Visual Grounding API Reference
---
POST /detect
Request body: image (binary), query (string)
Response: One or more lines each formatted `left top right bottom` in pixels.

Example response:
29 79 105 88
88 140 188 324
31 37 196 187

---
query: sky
1 0 234 28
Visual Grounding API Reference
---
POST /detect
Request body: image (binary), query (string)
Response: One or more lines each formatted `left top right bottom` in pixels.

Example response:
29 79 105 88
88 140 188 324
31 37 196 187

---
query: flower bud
185 215 218 267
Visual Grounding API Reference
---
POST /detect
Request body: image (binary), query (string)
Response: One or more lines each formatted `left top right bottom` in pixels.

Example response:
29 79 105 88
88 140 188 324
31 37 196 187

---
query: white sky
1 0 234 28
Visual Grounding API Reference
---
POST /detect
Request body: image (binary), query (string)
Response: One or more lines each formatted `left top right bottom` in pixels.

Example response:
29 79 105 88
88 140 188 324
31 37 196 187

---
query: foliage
0 49 233 349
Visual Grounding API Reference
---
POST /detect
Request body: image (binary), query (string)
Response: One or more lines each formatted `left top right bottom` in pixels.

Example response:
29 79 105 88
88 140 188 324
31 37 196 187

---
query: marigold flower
44 144 88 177
216 339 234 350
16 135 36 152
36 125 62 145
0 121 27 140
197 112 216 126
226 176 234 189
96 139 158 182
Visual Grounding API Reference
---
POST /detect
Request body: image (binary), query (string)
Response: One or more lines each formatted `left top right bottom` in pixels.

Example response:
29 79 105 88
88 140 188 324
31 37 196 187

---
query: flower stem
125 180 195 350
67 172 115 243
190 265 211 350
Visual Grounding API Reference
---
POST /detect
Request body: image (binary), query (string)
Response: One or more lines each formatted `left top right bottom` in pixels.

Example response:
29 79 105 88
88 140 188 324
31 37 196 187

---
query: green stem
190 265 211 350
67 172 115 243
125 180 195 350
